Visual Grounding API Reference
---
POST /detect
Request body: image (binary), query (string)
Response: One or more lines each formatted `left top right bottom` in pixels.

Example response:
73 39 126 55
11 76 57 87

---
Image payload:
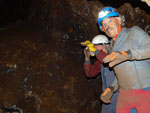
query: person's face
94 45 107 53
101 17 121 38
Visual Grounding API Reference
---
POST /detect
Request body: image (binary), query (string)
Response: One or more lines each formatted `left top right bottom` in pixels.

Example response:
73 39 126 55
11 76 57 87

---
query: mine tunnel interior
0 0 150 113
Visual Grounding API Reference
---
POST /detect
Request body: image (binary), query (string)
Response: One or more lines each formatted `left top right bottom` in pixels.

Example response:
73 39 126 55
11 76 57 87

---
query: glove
81 40 91 46
86 43 96 52
81 40 96 56
103 50 131 67
100 87 113 103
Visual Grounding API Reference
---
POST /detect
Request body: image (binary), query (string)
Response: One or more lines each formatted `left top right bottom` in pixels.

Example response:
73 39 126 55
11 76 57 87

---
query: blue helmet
97 7 119 28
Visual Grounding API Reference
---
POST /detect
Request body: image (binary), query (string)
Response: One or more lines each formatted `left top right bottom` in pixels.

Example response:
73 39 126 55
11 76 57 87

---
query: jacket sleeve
110 75 119 92
84 50 108 77
84 60 101 77
129 26 150 60
95 50 108 63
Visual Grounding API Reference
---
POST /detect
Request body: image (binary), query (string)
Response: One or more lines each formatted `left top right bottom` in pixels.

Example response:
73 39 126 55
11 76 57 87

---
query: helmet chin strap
113 26 122 40
113 19 122 40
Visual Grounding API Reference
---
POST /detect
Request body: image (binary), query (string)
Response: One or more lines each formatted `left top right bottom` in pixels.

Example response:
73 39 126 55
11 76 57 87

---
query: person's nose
103 24 110 31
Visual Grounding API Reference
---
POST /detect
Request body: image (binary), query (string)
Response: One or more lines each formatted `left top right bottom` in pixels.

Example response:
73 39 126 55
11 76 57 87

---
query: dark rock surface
0 0 150 113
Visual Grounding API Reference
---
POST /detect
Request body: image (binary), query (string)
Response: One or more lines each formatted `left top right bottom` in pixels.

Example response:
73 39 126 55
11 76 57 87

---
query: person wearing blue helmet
97 7 123 40
97 7 120 28
97 6 150 113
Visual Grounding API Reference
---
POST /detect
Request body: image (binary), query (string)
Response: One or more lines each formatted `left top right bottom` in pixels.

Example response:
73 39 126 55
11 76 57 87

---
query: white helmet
92 35 109 45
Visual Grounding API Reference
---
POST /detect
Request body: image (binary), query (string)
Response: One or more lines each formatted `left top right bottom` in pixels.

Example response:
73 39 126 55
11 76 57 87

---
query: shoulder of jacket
125 26 144 36
130 26 144 32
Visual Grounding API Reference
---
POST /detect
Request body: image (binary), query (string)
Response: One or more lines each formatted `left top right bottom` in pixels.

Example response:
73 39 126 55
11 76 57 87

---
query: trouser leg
117 89 150 113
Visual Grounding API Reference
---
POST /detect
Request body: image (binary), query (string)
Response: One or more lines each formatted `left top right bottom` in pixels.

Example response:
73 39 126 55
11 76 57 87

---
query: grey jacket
110 26 150 91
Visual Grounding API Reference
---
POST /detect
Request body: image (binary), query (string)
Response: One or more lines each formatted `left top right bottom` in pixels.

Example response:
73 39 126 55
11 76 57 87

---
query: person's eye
102 23 106 26
109 20 113 23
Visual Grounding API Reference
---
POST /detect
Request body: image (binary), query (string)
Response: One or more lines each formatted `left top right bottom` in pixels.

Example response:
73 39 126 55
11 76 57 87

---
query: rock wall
0 0 150 113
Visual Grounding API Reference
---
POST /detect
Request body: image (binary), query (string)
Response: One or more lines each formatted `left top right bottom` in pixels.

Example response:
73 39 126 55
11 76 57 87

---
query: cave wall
0 0 104 113
0 0 150 113
0 0 31 27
